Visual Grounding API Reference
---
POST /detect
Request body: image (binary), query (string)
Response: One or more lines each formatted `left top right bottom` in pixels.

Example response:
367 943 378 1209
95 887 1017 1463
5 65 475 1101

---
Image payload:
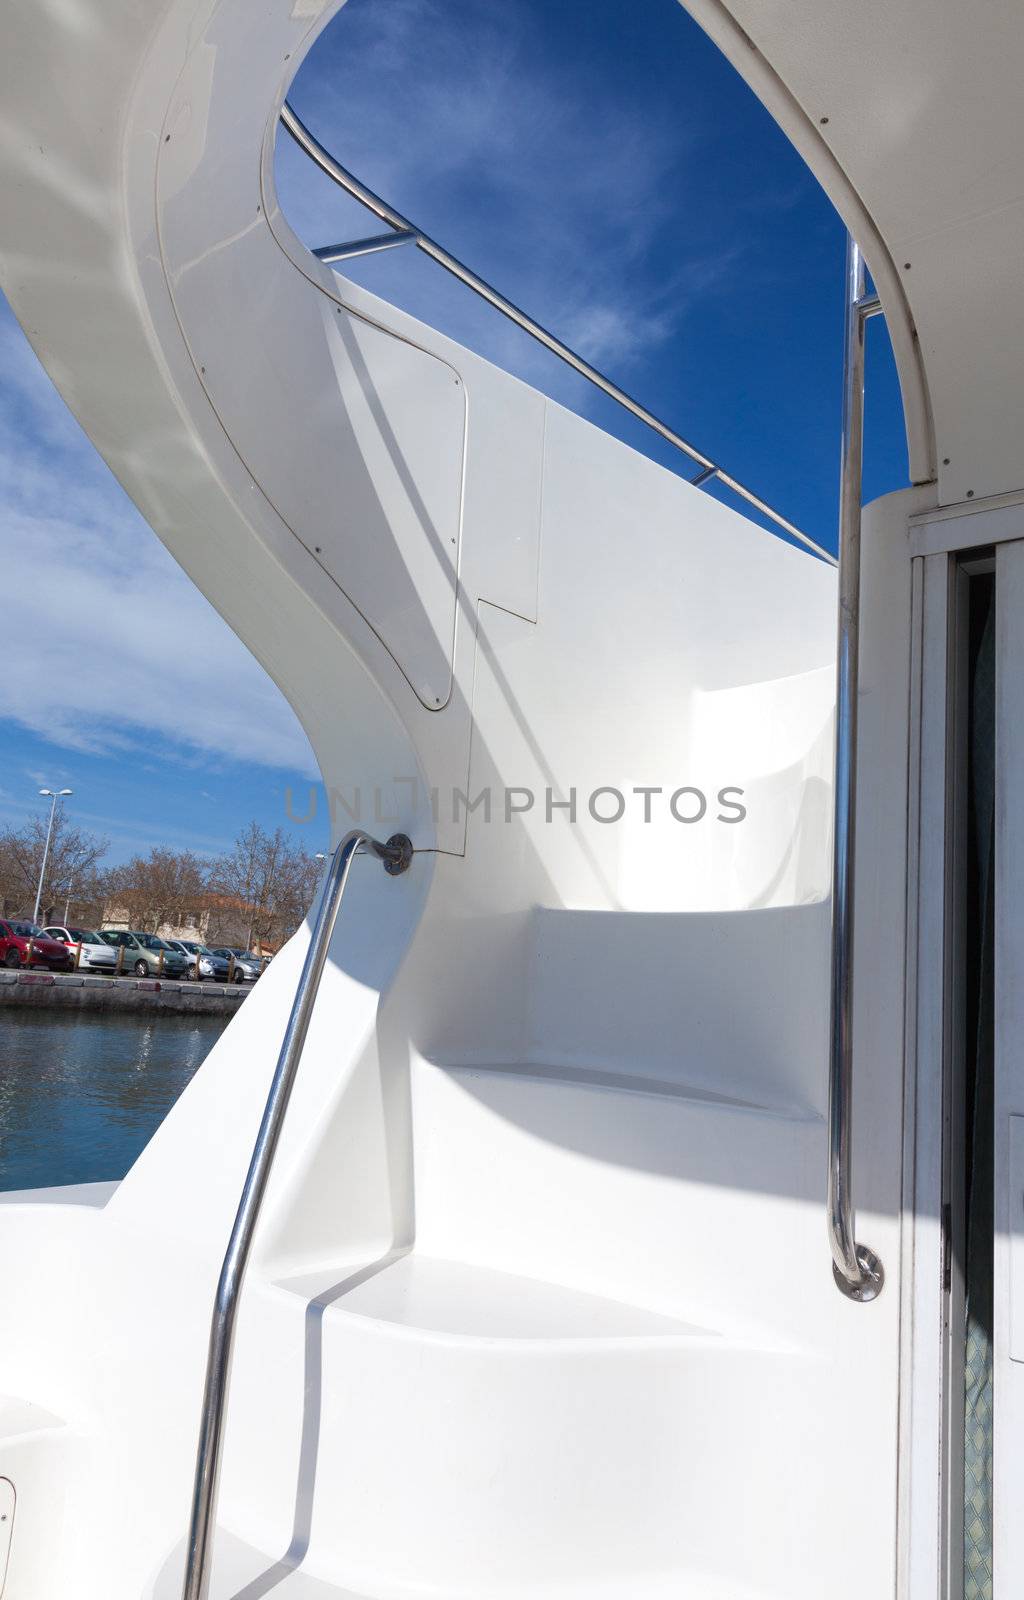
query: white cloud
0 302 319 777
278 0 738 397
1 505 319 773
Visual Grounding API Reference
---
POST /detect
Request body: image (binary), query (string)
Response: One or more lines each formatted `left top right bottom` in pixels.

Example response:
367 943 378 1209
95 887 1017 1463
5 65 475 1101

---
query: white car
43 925 118 973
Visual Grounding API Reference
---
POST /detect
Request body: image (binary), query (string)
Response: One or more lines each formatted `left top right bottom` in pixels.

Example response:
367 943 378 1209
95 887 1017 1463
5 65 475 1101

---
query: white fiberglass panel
460 403 836 917
157 41 464 711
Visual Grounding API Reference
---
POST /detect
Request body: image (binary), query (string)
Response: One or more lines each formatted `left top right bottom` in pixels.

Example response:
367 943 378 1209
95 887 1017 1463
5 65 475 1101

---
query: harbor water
0 1010 227 1191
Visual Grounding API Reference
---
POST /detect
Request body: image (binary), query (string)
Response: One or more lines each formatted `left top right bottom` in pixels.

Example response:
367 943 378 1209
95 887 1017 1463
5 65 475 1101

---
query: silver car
42 925 118 973
166 940 230 981
209 947 261 982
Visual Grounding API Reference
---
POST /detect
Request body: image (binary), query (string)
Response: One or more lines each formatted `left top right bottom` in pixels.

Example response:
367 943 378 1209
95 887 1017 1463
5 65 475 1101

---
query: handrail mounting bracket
382 833 414 875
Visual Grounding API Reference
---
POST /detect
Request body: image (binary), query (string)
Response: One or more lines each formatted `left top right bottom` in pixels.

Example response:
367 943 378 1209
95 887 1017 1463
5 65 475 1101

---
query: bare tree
0 805 108 922
274 848 322 937
102 848 209 933
208 822 320 950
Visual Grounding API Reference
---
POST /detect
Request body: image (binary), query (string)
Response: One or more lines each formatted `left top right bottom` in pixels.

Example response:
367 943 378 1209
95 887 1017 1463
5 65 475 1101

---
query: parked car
0 919 74 971
209 947 261 982
42 925 118 973
165 940 230 981
98 930 188 978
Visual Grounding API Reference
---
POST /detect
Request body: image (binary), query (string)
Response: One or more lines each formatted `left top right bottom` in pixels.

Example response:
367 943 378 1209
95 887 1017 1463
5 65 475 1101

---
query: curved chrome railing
827 235 883 1303
279 103 834 567
181 828 413 1600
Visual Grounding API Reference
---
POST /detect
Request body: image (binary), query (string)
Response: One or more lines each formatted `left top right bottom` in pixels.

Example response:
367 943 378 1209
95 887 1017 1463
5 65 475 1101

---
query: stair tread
278 1253 714 1341
186 1529 769 1600
431 1059 820 1120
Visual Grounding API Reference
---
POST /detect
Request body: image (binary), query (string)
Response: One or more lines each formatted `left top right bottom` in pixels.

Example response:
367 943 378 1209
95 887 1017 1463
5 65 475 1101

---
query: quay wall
0 969 250 1016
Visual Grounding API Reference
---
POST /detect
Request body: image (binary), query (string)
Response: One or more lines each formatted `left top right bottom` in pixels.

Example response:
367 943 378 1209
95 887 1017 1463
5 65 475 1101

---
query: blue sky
0 0 908 867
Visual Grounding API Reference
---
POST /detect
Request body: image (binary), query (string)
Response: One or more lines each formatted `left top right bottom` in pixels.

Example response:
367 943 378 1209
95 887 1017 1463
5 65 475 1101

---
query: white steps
160 1527 779 1599
204 1241 827 1600
190 1056 839 1599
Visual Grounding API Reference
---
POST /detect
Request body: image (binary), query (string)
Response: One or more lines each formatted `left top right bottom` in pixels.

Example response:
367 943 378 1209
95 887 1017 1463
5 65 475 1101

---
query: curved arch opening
274 0 911 557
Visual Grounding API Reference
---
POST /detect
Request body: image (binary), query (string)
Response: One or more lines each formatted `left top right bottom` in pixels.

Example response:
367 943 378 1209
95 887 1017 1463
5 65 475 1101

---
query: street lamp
33 788 73 925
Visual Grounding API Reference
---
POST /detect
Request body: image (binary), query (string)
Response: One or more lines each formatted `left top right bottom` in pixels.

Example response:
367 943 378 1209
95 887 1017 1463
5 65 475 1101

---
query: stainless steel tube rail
279 103 834 568
827 234 883 1303
181 828 413 1600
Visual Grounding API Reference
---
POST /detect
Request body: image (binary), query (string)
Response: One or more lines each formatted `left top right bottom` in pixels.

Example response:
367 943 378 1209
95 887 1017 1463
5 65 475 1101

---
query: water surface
0 1011 225 1191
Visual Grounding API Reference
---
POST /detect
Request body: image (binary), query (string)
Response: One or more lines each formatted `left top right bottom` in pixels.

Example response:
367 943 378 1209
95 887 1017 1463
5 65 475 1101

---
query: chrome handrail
181 828 413 1600
279 103 834 567
827 234 883 1303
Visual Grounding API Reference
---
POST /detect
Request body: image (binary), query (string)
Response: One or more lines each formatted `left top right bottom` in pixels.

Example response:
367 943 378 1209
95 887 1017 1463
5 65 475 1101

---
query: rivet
819 115 829 125
164 134 170 143
943 457 950 466
966 490 975 499
314 545 322 554
200 366 206 375
904 262 911 270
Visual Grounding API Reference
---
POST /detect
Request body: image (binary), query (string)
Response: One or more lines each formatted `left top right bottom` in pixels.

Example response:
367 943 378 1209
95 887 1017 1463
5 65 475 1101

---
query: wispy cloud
0 299 319 777
279 0 738 396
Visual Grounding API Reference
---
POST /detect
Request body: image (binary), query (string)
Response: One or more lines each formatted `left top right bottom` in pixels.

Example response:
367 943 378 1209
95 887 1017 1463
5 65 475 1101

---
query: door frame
900 499 1024 1599
992 535 1024 1591
899 548 959 1600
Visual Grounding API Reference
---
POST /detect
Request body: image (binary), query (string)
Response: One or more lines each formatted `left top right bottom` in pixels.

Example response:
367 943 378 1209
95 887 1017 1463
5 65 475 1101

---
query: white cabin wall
395 397 837 1093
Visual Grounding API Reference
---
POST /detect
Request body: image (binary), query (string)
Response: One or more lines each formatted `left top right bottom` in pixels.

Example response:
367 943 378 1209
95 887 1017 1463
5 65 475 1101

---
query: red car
0 919 74 971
